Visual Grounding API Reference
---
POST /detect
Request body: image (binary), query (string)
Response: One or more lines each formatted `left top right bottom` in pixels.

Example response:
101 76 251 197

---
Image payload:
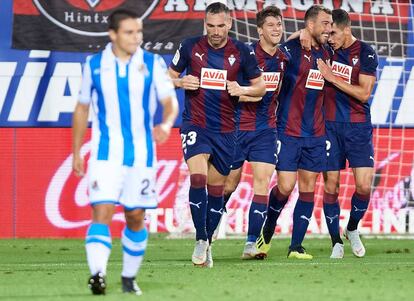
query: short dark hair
205 2 229 16
108 9 139 32
304 5 332 25
332 9 351 28
256 6 283 28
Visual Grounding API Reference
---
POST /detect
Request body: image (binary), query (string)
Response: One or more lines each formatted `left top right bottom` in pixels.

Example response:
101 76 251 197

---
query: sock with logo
206 185 224 243
263 186 289 243
347 192 370 231
247 195 268 242
121 227 148 278
323 192 343 246
189 174 208 241
85 223 112 275
290 192 314 250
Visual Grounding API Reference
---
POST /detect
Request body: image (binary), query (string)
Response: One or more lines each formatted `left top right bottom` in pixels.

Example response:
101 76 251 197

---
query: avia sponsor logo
305 69 324 90
331 61 352 84
200 68 227 91
32 0 158 36
262 72 281 92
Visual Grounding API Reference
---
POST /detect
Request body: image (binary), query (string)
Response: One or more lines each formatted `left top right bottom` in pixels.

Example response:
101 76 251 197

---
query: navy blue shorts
180 123 236 176
325 121 374 171
276 132 327 173
231 128 277 170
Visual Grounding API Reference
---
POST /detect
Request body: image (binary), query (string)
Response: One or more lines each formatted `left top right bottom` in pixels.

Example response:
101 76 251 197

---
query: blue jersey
170 36 261 133
277 38 332 137
79 43 176 167
325 40 378 123
237 41 287 131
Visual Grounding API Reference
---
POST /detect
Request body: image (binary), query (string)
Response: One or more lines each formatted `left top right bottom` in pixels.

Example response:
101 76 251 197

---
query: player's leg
223 166 243 211
85 160 124 294
121 209 146 295
323 171 344 258
344 122 375 257
242 161 275 259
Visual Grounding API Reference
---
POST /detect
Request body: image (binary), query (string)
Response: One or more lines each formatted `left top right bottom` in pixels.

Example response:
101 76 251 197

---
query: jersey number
180 131 197 149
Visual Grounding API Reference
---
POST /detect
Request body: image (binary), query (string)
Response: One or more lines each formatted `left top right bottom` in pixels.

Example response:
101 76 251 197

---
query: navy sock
290 193 314 250
263 186 288 243
247 195 268 242
347 192 370 231
206 185 224 243
323 192 343 246
189 187 208 241
223 193 232 212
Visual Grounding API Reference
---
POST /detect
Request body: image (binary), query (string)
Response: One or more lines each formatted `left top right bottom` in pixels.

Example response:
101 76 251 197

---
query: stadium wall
1 0 413 237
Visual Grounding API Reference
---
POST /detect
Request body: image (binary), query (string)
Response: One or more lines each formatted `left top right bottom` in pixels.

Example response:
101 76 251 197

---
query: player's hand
317 58 336 83
153 123 171 144
227 81 246 97
299 28 312 51
181 75 200 90
72 154 85 177
239 95 262 102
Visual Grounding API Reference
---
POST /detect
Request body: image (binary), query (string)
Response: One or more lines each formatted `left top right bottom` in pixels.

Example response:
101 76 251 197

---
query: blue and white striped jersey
79 43 176 167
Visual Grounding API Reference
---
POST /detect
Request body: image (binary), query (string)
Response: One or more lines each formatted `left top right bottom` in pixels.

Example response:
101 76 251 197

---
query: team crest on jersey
228 54 236 66
200 67 228 90
263 72 281 92
352 56 359 65
91 181 99 191
280 61 284 71
331 61 352 84
305 69 324 90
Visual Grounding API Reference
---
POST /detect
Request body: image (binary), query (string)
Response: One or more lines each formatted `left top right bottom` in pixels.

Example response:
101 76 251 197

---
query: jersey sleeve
78 55 93 105
169 39 189 74
360 43 378 77
279 40 295 62
241 43 261 80
153 54 177 100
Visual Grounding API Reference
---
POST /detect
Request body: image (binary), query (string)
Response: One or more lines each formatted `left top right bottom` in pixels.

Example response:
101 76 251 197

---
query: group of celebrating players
72 0 378 296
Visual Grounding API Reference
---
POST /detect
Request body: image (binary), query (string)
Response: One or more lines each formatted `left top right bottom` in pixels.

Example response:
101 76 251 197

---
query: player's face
328 23 347 50
205 12 232 48
258 16 283 47
310 11 332 45
110 18 143 55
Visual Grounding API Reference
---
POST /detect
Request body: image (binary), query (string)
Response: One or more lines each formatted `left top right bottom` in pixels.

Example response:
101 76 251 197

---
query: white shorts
87 160 157 210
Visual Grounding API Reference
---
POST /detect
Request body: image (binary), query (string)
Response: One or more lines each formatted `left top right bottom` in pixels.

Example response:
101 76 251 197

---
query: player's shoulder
229 37 251 50
180 36 204 49
358 40 376 55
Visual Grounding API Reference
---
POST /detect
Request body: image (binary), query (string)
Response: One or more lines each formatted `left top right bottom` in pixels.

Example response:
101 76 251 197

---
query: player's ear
109 29 117 43
257 26 263 37
226 15 232 30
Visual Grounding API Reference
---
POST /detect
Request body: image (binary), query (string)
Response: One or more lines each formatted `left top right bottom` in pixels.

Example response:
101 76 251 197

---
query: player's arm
317 58 376 103
153 95 179 144
286 29 312 51
72 102 90 177
168 68 200 90
227 76 266 99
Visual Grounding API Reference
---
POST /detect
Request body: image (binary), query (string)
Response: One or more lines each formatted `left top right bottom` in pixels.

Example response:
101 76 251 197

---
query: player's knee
355 183 371 196
224 183 236 196
277 181 295 196
124 209 146 230
190 173 207 188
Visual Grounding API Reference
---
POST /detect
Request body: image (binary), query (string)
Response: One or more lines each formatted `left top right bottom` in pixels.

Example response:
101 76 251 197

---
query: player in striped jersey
317 9 378 258
72 10 178 295
256 5 333 260
168 2 265 267
223 6 287 259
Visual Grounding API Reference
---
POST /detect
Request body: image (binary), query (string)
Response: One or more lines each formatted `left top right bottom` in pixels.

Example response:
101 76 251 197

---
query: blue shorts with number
325 121 374 171
231 128 278 170
180 122 236 176
276 132 327 172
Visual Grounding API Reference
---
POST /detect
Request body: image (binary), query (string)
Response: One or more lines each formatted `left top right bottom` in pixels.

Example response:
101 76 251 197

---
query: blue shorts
232 128 277 170
180 123 236 176
325 121 374 170
276 132 327 172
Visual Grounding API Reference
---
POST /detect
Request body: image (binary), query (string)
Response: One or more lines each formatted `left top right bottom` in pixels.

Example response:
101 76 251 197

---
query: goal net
172 0 414 238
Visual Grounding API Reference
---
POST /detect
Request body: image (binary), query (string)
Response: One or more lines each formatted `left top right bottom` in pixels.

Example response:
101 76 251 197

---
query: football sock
206 185 224 243
347 192 370 231
290 192 314 250
323 192 343 246
189 174 208 241
85 223 112 275
121 227 148 278
247 195 268 242
263 186 288 243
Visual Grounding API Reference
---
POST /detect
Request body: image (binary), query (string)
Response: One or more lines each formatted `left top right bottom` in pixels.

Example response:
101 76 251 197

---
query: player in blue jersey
256 5 332 260
168 2 265 267
317 9 378 258
222 6 287 259
72 10 178 295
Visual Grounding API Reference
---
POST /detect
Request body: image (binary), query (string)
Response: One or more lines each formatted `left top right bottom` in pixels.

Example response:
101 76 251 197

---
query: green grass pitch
0 235 413 301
